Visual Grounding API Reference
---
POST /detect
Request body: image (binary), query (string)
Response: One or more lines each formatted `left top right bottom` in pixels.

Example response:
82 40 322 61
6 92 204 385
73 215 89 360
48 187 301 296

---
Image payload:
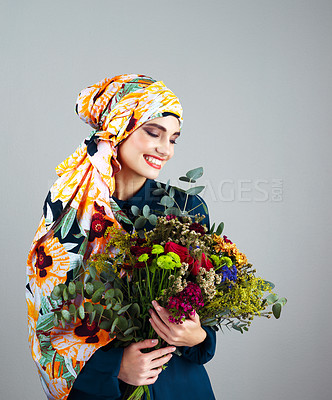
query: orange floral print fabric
26 74 183 399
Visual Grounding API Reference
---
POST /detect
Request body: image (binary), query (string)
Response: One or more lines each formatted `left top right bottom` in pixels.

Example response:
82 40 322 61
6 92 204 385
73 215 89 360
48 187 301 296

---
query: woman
26 74 216 400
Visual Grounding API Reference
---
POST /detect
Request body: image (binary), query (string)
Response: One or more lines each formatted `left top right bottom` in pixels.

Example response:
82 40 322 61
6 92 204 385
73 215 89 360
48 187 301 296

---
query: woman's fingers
150 353 173 370
148 345 176 362
151 301 171 325
149 312 169 339
133 338 158 351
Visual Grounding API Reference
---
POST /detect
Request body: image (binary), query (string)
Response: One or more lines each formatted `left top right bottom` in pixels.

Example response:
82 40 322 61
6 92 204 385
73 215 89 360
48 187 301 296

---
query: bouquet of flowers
50 167 286 399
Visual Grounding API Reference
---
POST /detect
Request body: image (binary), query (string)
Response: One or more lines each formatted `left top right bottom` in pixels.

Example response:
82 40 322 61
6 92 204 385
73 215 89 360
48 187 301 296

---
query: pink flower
166 282 204 324
166 214 177 220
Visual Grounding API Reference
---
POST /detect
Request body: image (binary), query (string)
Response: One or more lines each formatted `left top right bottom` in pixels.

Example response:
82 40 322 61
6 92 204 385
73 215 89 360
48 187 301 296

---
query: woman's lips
144 156 162 170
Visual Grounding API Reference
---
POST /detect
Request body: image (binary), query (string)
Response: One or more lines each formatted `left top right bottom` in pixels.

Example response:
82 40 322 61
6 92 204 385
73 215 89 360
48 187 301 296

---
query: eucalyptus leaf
111 317 119 333
160 196 174 207
51 290 61 301
148 214 158 225
185 186 204 196
78 305 85 320
152 188 165 195
118 304 132 315
69 304 76 315
102 309 113 320
133 318 142 329
118 334 134 342
91 288 104 303
61 310 71 323
92 281 105 291
215 222 224 236
134 216 147 229
169 187 175 198
131 205 140 216
232 324 244 333
89 310 96 324
113 303 122 312
52 285 61 297
272 302 282 319
277 297 287 306
105 289 115 300
114 289 124 302
68 281 76 296
99 320 112 330
165 207 181 216
89 264 97 280
165 179 170 191
129 303 140 318
85 282 94 296
202 202 208 215
75 281 83 294
117 316 128 331
93 304 104 316
63 287 69 301
186 167 203 180
179 176 192 183
142 205 150 218
84 302 93 313
266 293 279 305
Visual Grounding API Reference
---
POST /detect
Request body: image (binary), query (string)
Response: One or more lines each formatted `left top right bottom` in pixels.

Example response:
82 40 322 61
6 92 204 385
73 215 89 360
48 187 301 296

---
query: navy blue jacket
68 179 216 400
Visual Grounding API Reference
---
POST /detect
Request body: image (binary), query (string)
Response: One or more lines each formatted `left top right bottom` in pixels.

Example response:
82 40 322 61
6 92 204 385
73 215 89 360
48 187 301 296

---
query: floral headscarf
26 74 183 399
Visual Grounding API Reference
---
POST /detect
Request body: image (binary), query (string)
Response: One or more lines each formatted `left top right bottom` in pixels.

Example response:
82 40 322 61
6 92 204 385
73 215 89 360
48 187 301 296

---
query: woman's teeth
144 155 162 166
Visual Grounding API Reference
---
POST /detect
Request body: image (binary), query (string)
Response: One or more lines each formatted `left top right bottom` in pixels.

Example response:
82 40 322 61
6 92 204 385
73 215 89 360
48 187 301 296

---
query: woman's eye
146 131 158 138
145 130 177 144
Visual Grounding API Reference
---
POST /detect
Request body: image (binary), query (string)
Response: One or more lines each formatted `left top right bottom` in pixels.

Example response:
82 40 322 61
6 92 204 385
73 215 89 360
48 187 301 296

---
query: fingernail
151 339 157 344
171 347 176 351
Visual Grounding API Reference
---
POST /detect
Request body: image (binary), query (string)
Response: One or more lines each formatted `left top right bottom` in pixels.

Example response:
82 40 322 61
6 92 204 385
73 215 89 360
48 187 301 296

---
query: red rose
164 242 193 264
190 253 213 276
189 222 205 235
130 246 152 257
133 261 146 269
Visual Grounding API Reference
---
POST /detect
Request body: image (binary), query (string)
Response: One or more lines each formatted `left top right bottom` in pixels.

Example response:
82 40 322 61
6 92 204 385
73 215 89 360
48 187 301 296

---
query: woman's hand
149 300 207 347
118 339 176 386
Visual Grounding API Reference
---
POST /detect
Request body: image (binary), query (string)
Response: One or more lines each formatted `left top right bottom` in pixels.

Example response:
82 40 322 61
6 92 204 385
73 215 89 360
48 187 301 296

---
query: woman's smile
143 154 163 169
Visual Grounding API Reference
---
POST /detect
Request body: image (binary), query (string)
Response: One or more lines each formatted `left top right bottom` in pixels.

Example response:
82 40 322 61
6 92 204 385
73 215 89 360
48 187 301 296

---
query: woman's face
117 115 180 180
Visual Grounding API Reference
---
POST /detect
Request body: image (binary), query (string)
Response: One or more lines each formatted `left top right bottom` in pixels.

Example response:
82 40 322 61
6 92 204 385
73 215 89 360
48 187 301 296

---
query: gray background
1 0 331 399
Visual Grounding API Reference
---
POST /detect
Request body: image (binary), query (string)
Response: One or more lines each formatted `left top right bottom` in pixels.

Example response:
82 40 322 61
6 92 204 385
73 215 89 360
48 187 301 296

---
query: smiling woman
26 74 216 400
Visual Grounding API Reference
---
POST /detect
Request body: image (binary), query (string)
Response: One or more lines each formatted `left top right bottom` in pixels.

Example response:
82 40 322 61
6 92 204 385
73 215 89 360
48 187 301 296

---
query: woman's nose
156 138 171 157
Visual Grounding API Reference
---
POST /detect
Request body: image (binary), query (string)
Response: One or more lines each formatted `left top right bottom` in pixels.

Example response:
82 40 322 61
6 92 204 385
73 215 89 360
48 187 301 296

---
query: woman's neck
113 170 147 201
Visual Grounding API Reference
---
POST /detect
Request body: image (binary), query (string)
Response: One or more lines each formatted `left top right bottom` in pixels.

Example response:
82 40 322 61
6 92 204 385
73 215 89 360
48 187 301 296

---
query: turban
26 74 183 399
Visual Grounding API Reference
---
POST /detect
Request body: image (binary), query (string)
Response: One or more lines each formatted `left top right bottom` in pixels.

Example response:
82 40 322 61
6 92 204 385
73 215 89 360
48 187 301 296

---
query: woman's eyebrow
144 123 181 136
